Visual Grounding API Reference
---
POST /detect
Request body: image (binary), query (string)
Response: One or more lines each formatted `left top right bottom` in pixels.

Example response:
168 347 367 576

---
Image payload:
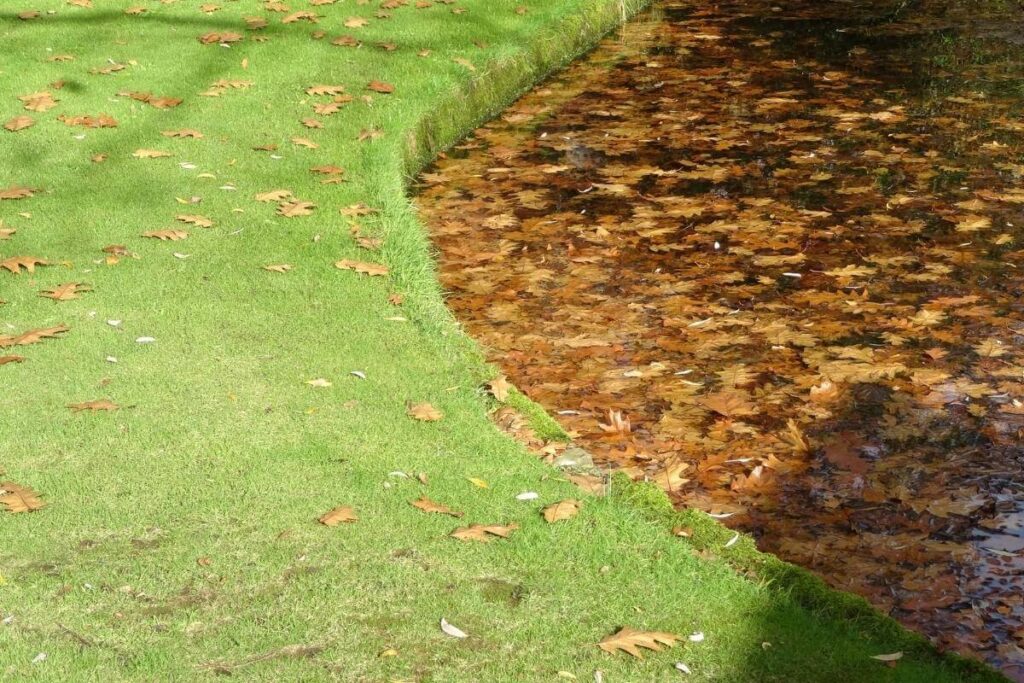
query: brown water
415 0 1024 677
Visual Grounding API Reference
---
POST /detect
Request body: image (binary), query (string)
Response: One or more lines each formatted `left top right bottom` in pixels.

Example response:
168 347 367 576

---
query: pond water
415 0 1024 676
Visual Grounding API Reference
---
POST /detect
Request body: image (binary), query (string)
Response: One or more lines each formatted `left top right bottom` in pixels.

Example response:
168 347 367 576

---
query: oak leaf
410 496 463 517
263 264 292 273
256 189 292 202
407 402 442 421
1 256 48 274
318 506 357 526
0 482 45 513
335 259 388 276
143 229 188 241
0 325 70 347
367 80 395 94
543 499 580 523
0 186 34 200
40 282 91 301
597 627 681 658
1 355 26 365
306 84 345 96
68 399 119 412
162 129 203 138
450 523 518 542
488 376 511 401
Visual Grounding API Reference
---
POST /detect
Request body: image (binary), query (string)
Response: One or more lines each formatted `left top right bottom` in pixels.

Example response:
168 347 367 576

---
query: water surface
416 0 1024 676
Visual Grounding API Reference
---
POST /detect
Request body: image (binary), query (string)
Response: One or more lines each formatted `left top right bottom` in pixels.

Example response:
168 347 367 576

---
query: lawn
0 1 1003 681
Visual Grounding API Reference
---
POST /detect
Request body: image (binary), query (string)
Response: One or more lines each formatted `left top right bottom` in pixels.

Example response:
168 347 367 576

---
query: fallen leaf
335 259 388 276
408 402 443 421
0 355 26 365
132 149 172 159
1 256 48 274
450 523 518 542
40 282 91 301
597 627 681 658
318 506 357 526
0 482 45 513
488 376 511 401
142 229 188 241
410 496 463 517
543 499 581 523
277 201 315 217
871 652 904 662
440 618 468 638
4 116 34 132
176 214 213 228
263 264 292 273
67 399 119 412
0 325 70 348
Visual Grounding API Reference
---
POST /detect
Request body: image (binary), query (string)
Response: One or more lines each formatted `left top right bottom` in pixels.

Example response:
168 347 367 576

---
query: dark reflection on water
416 0 1024 677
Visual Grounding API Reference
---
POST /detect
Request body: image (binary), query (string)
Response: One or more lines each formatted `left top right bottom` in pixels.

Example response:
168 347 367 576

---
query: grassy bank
0 1 1002 680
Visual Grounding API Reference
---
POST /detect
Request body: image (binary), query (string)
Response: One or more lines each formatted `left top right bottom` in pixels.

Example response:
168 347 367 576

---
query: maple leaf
701 391 757 417
4 116 34 132
407 402 443 421
410 496 463 517
335 259 389 276
450 523 518 542
40 282 91 301
176 214 213 228
543 499 580 523
67 399 119 412
132 149 172 159
142 229 188 241
0 482 45 513
597 627 681 658
318 506 357 526
277 201 315 217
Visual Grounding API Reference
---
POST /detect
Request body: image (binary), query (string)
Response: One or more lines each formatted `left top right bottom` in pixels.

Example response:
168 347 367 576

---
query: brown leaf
597 627 681 658
568 473 606 496
1 255 48 274
367 80 395 94
318 506 358 526
263 264 292 273
542 499 580 523
407 402 443 421
0 325 70 348
40 282 91 301
0 355 26 366
277 201 316 217
162 129 204 139
4 116 34 132
334 259 388 276
0 186 35 200
700 391 757 417
132 148 172 159
67 399 119 412
142 229 188 241
306 84 345 96
0 482 45 513
176 214 214 228
256 189 293 202
410 496 463 518
450 523 518 542
488 376 511 402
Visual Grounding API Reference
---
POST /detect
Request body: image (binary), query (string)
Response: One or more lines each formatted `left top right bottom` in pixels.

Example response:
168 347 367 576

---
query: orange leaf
318 506 358 526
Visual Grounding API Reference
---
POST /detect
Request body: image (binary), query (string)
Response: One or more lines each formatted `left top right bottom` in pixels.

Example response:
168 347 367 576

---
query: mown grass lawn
0 1 1003 681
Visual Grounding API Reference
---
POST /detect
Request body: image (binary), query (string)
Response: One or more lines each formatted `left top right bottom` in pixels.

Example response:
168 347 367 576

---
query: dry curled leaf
597 627 681 658
318 506 357 526
0 355 27 366
410 496 463 518
450 523 518 542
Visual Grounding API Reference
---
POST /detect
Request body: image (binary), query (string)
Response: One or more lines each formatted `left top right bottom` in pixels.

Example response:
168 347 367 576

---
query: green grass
0 1 1003 681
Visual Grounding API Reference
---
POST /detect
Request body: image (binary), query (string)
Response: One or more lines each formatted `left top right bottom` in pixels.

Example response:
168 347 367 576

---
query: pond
415 0 1024 677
